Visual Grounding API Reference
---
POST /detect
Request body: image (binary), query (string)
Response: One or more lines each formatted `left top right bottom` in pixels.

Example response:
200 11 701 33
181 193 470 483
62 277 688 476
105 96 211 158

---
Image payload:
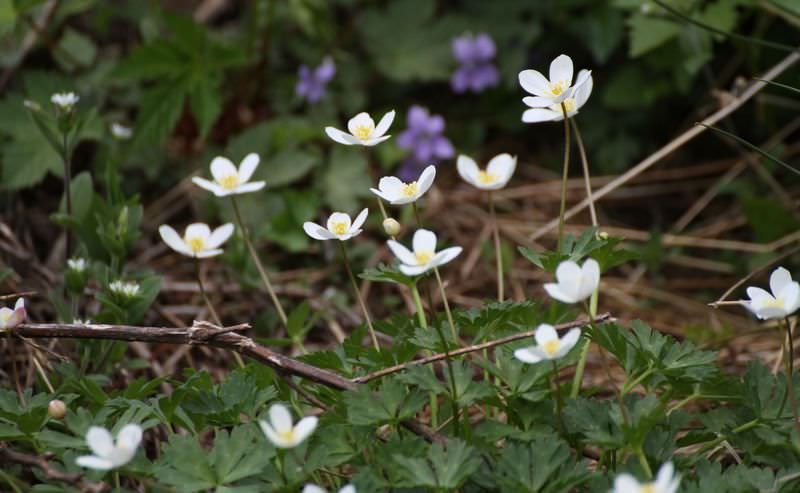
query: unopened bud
382 218 401 237
48 399 67 419
598 231 609 240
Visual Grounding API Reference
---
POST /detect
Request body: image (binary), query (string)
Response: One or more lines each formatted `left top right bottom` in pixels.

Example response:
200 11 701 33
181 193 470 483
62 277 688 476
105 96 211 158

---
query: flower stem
556 103 571 252
338 242 380 351
487 191 504 301
570 118 597 228
62 131 72 256
635 446 652 479
230 196 288 326
783 317 800 438
570 290 598 397
433 267 458 342
552 360 565 431
412 202 423 228
410 282 428 329
195 260 245 368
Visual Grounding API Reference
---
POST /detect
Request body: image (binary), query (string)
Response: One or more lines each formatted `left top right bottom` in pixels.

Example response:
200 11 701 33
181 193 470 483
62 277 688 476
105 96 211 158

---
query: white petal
770 267 793 296
513 347 544 364
780 283 800 315
339 486 356 493
573 74 594 109
303 222 335 241
534 324 559 346
159 225 192 256
347 112 374 135
195 249 224 258
522 108 560 124
431 246 462 268
370 188 393 202
655 462 675 491
579 258 600 298
376 176 405 200
387 240 418 266
116 424 143 450
192 177 229 196
238 153 260 182
746 286 773 304
291 416 318 445
549 54 574 86
233 181 266 194
361 135 392 146
399 263 432 276
412 229 438 254
555 261 583 300
303 485 328 493
556 328 582 357
373 110 395 138
350 208 369 232
456 155 480 186
613 474 641 493
185 223 211 242
76 455 115 470
206 223 235 249
327 212 352 232
259 420 286 447
522 96 554 108
210 157 237 183
13 298 24 311
518 69 550 96
416 165 437 198
486 153 516 185
86 426 114 458
544 283 578 304
268 403 294 433
325 127 359 145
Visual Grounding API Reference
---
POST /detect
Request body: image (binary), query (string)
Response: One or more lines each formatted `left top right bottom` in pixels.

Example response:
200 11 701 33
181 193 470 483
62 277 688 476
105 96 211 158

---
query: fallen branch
0 443 108 493
353 314 613 383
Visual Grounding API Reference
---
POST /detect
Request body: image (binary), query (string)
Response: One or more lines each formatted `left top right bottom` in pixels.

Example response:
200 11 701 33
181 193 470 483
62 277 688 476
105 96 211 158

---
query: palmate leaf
391 439 482 489
343 377 427 426
487 436 590 493
518 227 637 274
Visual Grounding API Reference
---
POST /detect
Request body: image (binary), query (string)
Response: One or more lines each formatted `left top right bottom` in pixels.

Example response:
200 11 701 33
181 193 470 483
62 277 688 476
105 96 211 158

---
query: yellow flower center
331 222 348 235
218 174 240 190
278 429 295 442
550 98 577 114
478 171 497 184
549 81 567 96
415 250 434 265
186 236 205 253
543 339 561 356
401 181 419 197
763 298 785 309
353 125 373 140
1 312 10 324
640 484 656 493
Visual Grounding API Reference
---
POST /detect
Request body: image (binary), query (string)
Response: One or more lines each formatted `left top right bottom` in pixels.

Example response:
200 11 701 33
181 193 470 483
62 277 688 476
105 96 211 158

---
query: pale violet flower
544 258 600 304
50 92 79 110
371 164 436 205
518 54 591 105
109 281 140 298
514 324 581 364
745 267 800 320
110 123 132 140
159 223 234 258
192 154 266 197
0 298 26 330
76 424 143 470
259 403 318 449
67 258 88 272
303 209 368 241
457 153 516 190
387 229 462 276
612 462 680 493
325 110 395 146
303 484 355 493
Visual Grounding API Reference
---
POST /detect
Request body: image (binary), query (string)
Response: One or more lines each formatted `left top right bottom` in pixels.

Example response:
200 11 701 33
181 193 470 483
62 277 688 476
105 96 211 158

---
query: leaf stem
339 242 380 351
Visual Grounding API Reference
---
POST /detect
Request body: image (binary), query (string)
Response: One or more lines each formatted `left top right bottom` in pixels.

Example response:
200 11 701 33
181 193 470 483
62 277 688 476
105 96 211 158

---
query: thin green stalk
635 446 652 479
783 317 800 438
339 242 380 351
412 202 423 228
195 261 245 368
570 290 599 397
411 282 437 428
62 131 73 256
622 366 656 396
433 267 458 341
114 471 121 490
552 360 565 431
487 191 504 301
231 196 288 325
570 118 597 227
556 103 571 252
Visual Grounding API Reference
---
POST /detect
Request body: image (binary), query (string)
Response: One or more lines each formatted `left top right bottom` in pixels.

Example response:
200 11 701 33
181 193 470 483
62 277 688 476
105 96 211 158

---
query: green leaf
55 28 97 70
155 435 217 492
490 436 589 492
208 425 266 484
392 439 482 489
627 14 680 57
320 146 372 211
131 81 187 147
344 377 427 426
188 75 222 139
0 0 16 37
286 301 311 340
265 148 318 188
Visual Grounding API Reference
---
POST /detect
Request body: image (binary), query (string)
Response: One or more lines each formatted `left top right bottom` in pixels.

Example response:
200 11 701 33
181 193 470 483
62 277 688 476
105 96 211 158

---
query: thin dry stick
0 445 108 493
530 49 800 241
353 313 612 383
194 261 245 368
570 119 597 227
487 191 504 301
0 291 37 301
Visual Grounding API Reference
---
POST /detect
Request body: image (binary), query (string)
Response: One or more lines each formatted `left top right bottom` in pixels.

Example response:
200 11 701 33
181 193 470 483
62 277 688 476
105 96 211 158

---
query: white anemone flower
76 424 143 471
544 258 600 304
371 165 436 205
325 110 395 146
259 403 318 449
50 92 79 109
457 153 517 190
67 258 88 272
159 223 235 258
303 208 368 241
521 70 593 123
192 154 266 197
110 123 133 140
745 267 800 320
518 54 591 105
0 298 26 330
303 484 355 493
387 229 462 276
514 324 581 364
612 462 680 493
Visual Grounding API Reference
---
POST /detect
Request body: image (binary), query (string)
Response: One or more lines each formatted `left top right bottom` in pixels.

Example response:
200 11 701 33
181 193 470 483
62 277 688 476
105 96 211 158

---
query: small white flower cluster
51 92 79 111
109 280 140 298
67 257 88 272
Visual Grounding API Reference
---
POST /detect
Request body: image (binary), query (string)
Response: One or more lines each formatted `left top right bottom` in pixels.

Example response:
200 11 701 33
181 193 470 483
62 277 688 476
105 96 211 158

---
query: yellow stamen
477 171 497 184
353 125 373 140
186 236 205 253
415 250 433 265
640 484 656 493
763 298 785 309
401 181 418 197
550 98 576 114
549 81 567 96
278 429 295 442
1 312 10 324
543 339 561 356
331 222 348 236
218 174 240 190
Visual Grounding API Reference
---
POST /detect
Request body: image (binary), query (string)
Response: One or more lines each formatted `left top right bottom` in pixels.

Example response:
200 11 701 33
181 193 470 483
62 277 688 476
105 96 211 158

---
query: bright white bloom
514 324 581 364
110 123 132 140
325 110 395 146
303 484 355 493
50 92 79 109
371 165 436 205
745 267 800 320
67 258 88 272
544 258 600 304
518 54 591 105
457 153 517 190
109 281 140 298
303 208 368 241
0 298 26 330
259 403 318 449
72 318 92 325
387 229 462 276
192 154 266 197
159 223 234 258
76 424 142 471
521 71 593 123
612 462 680 493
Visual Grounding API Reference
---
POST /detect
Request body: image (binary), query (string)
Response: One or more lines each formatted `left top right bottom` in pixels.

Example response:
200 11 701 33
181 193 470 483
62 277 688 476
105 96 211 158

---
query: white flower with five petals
325 110 395 146
159 223 235 258
192 154 266 197
612 462 680 493
521 72 593 123
387 229 462 276
371 165 436 205
76 424 142 470
51 92 79 109
518 54 591 105
0 298 25 330
745 267 800 320
457 153 516 190
303 484 355 493
259 403 318 449
544 258 600 304
514 324 581 364
303 209 368 241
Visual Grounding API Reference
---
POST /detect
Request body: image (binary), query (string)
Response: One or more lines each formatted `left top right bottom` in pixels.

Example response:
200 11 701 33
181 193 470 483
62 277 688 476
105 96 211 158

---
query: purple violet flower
396 105 454 181
296 57 336 103
450 33 500 94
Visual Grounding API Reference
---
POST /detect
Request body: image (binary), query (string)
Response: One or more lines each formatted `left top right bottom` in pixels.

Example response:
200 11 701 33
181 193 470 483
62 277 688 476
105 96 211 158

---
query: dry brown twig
0 444 109 493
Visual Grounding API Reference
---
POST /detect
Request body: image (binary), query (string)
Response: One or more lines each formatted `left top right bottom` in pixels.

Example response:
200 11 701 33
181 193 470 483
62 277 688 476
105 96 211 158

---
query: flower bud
48 399 67 419
382 218 401 237
598 231 609 240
